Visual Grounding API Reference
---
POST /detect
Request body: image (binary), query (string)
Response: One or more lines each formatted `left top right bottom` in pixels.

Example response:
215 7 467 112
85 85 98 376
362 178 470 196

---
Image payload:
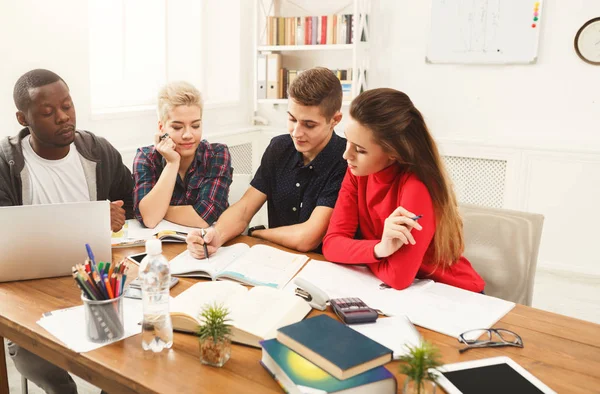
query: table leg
0 336 8 394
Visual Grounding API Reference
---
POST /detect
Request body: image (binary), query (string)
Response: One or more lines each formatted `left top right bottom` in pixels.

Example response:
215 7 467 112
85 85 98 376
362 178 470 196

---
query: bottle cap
145 239 162 255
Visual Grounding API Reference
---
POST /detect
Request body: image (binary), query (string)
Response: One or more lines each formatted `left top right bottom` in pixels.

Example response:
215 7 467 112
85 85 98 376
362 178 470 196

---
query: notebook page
377 283 515 339
227 286 311 339
217 244 308 289
350 315 422 359
169 244 249 278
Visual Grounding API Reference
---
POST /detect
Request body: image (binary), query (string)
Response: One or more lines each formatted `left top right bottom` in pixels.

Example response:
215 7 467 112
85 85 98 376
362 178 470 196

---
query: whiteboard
426 0 543 64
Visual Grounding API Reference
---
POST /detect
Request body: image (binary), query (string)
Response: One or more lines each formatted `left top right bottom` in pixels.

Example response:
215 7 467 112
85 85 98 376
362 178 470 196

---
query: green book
276 315 393 380
260 339 396 394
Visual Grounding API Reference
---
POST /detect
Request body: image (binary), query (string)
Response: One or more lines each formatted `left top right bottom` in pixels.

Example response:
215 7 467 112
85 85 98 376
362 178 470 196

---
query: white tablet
430 356 556 394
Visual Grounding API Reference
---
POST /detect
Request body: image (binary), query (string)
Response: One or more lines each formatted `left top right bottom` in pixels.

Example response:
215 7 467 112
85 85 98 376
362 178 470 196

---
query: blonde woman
133 81 232 228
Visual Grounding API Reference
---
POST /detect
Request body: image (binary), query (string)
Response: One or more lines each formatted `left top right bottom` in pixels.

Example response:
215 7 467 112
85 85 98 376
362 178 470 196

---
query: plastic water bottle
140 239 173 352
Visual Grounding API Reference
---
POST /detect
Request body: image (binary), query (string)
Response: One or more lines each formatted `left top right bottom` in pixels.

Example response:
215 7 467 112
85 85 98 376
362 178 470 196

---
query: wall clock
574 17 600 65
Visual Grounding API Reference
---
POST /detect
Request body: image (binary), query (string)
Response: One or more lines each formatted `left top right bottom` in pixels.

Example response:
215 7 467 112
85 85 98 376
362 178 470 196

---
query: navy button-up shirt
251 132 347 229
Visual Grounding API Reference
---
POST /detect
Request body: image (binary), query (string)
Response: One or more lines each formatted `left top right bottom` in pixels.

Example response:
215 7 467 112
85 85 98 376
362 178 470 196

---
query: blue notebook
260 339 396 394
276 315 393 380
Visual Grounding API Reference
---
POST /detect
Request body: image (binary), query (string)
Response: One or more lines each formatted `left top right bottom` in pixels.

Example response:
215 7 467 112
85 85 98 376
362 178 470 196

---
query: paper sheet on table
283 259 434 311
287 259 514 340
349 315 422 359
37 298 143 353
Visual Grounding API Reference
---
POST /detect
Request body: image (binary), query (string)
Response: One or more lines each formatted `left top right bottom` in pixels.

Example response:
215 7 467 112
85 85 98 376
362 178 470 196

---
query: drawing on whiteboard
427 0 543 64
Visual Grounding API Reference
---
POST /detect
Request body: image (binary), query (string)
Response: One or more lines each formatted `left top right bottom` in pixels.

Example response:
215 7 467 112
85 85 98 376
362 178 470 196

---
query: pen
201 228 210 262
411 215 423 221
85 243 96 268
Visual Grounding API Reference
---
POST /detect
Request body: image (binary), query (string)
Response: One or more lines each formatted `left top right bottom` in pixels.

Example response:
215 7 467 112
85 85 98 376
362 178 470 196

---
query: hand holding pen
186 227 219 260
201 228 210 262
374 207 423 259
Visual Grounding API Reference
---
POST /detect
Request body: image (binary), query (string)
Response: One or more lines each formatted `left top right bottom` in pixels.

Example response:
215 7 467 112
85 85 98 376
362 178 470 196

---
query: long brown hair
350 88 463 267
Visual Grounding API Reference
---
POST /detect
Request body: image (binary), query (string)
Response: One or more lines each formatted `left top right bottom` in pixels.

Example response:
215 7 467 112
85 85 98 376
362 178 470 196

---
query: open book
112 219 196 248
170 281 311 347
169 243 308 289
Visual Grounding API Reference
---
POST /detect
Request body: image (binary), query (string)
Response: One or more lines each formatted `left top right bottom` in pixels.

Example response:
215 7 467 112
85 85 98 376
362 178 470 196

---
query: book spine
321 15 327 45
278 17 285 46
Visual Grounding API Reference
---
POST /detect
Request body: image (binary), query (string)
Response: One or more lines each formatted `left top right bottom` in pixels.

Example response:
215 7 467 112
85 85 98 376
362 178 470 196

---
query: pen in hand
411 215 423 221
200 228 210 262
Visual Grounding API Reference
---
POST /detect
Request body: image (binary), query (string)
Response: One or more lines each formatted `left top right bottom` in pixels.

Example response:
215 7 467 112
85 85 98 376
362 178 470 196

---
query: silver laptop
0 201 112 282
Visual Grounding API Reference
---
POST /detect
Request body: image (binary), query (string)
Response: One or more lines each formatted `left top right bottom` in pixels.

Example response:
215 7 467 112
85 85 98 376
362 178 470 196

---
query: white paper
287 260 515 339
283 259 434 311
169 244 249 278
378 283 515 340
37 298 143 353
350 316 422 359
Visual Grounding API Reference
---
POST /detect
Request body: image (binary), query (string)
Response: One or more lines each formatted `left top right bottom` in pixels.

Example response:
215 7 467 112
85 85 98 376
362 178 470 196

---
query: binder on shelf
257 54 267 99
267 53 281 99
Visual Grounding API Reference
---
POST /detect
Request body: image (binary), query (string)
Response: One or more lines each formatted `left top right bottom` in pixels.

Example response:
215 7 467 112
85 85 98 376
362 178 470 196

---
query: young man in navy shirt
187 67 346 255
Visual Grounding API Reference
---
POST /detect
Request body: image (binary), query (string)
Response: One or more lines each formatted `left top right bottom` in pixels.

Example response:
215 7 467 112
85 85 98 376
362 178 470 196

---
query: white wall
369 0 600 277
0 0 254 167
370 0 600 150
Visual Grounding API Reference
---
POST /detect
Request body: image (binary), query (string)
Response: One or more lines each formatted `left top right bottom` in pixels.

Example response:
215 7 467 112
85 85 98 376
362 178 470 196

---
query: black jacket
0 128 134 218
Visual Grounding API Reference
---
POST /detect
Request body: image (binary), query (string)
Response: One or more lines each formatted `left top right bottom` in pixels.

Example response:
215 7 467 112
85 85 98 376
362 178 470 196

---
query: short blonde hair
157 81 203 123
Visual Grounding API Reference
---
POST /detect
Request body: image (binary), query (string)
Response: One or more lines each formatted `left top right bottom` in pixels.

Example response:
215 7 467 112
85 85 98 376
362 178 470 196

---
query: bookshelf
253 0 370 114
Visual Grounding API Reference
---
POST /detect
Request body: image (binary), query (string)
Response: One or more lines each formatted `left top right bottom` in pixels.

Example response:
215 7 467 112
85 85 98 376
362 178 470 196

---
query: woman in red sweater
322 88 485 292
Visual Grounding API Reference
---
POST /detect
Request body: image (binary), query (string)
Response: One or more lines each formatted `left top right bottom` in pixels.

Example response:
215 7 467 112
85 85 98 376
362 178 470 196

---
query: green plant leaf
196 302 232 343
398 341 443 385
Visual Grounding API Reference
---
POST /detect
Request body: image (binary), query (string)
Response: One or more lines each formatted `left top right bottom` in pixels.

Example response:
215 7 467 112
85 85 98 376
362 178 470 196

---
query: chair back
459 203 544 306
229 174 251 205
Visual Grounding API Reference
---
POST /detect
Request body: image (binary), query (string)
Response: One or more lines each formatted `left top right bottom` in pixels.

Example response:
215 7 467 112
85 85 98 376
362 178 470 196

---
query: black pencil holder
82 294 125 343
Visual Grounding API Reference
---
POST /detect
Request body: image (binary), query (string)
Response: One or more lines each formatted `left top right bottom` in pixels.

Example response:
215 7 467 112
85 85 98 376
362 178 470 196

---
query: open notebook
286 259 515 340
169 244 308 289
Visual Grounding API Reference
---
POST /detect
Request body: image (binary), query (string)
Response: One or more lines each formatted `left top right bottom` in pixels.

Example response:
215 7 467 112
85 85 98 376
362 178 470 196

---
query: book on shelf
258 62 353 100
169 243 308 289
276 315 393 380
260 338 397 394
171 281 311 348
265 14 355 46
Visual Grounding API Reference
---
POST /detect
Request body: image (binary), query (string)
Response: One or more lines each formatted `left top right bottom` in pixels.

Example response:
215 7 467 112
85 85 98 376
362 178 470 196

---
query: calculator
329 297 379 325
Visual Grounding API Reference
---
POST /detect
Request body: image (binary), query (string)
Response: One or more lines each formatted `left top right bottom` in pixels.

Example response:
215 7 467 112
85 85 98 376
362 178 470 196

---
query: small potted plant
196 302 232 367
399 341 443 394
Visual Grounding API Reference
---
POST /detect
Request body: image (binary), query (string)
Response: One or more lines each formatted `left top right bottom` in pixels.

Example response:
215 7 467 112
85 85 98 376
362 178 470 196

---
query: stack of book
266 15 355 46
260 315 397 394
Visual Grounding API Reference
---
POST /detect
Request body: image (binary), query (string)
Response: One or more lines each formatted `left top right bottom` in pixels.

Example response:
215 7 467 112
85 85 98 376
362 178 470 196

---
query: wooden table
1 236 599 393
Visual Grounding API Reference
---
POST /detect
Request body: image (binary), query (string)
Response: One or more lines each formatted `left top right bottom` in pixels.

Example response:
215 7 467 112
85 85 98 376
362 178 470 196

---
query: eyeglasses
458 328 523 353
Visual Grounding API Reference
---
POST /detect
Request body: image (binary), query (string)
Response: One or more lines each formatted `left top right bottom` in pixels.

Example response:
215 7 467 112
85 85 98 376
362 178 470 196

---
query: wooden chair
459 203 544 306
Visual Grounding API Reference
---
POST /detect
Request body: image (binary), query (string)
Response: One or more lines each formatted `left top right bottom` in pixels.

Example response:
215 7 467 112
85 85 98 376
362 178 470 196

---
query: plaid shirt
133 140 232 225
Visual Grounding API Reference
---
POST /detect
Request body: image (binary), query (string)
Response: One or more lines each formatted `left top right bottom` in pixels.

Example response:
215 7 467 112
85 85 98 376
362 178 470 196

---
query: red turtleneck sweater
323 165 485 292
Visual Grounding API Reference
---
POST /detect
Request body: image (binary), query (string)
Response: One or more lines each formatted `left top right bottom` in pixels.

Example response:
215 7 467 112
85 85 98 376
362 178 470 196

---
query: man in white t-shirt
0 69 134 393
